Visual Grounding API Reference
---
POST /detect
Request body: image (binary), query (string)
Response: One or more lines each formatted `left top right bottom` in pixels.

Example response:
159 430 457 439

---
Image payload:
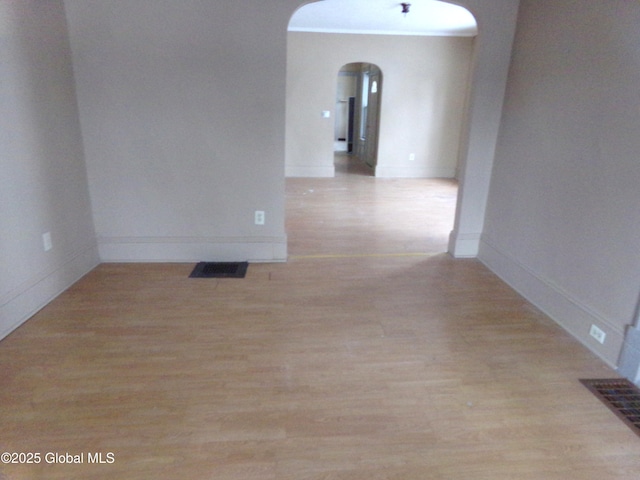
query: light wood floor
286 153 458 257
1 156 638 479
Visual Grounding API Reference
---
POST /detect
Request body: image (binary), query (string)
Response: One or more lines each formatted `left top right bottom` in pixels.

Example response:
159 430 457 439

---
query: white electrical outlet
589 324 606 344
409 153 415 161
254 211 265 225
42 232 53 252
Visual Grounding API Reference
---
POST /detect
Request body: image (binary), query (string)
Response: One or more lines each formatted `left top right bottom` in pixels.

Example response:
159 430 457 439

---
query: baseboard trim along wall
618 326 640 386
373 166 456 179
97 236 288 263
0 245 100 342
285 165 335 178
478 236 624 368
448 230 481 258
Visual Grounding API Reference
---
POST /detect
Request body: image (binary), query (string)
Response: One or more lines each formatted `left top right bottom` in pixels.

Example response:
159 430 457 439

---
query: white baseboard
97 236 288 263
374 165 455 178
618 327 640 386
0 245 100 341
478 236 623 368
285 165 335 177
448 230 480 258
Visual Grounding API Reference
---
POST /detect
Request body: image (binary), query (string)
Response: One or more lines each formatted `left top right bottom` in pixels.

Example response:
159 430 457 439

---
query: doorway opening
286 0 478 257
334 63 382 177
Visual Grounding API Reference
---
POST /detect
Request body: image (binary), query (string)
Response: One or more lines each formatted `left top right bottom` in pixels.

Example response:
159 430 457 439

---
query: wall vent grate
189 262 248 278
580 378 640 438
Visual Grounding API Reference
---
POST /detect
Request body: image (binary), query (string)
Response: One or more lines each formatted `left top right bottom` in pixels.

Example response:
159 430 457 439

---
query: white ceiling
288 0 478 37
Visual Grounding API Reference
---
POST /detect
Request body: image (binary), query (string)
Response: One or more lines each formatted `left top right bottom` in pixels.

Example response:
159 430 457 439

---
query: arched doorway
335 62 382 176
286 0 515 259
286 0 477 181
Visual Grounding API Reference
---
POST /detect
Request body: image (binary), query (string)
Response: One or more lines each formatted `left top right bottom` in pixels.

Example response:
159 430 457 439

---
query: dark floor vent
580 378 640 437
189 261 248 278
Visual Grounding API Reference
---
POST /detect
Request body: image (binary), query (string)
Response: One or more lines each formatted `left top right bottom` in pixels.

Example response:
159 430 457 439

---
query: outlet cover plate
590 324 606 344
42 232 53 251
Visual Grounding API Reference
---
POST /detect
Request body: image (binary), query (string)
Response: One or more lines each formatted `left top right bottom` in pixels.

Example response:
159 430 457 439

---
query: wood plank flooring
286 153 458 257
1 157 638 479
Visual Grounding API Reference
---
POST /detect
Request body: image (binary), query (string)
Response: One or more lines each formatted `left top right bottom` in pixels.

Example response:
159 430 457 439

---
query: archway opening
334 62 382 177
285 0 478 257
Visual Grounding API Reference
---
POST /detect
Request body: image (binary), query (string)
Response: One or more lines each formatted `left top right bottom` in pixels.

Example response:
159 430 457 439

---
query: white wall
0 0 99 340
479 0 640 367
63 0 305 262
0 0 523 342
445 0 521 258
286 33 474 178
62 0 519 262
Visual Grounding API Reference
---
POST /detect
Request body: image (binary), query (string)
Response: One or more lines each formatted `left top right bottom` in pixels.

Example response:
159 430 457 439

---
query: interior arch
286 0 480 256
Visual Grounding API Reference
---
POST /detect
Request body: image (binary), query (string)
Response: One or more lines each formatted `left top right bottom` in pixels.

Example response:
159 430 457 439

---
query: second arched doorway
335 62 382 175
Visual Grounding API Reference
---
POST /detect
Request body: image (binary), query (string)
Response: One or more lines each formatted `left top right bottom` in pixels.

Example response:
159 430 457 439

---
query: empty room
2 1 640 479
